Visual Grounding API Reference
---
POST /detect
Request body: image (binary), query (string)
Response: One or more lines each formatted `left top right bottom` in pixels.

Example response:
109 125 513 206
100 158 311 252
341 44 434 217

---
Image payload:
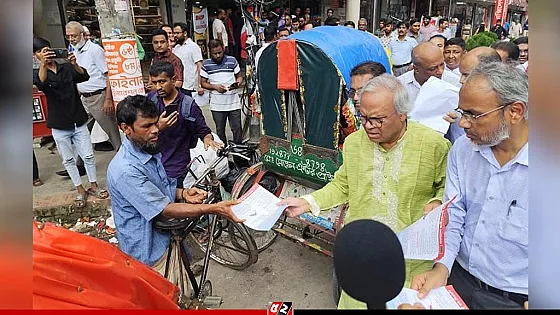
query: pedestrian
419 15 437 42
280 74 451 309
344 21 355 28
65 21 121 151
200 39 244 145
160 24 176 49
491 40 520 63
398 41 461 103
33 151 43 186
443 37 466 76
147 61 220 188
389 21 418 77
411 61 528 310
491 19 507 40
150 28 184 89
172 22 204 97
33 36 108 208
213 9 229 54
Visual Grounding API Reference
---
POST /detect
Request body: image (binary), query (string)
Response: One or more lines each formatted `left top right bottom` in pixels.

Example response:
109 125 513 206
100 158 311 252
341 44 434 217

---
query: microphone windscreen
333 219 405 307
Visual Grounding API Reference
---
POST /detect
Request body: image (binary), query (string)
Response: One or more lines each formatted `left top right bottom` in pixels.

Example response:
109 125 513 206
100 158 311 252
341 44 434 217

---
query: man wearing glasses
411 62 528 309
280 74 451 309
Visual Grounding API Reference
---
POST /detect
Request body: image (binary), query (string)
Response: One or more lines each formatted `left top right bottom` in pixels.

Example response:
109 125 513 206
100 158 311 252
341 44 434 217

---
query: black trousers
33 151 39 180
211 109 242 145
448 261 527 309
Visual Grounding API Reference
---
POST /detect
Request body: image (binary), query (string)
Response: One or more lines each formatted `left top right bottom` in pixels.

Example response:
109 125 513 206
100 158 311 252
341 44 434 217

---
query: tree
465 31 499 51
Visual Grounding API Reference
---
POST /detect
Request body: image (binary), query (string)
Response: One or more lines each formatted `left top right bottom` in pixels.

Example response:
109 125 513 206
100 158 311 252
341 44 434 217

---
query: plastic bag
183 132 230 188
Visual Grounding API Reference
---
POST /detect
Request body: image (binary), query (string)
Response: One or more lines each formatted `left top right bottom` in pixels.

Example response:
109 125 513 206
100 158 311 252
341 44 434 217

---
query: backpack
149 93 199 149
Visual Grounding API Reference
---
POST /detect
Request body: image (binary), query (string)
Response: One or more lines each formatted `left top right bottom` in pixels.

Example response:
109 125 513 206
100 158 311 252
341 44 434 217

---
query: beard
131 138 159 155
473 116 511 148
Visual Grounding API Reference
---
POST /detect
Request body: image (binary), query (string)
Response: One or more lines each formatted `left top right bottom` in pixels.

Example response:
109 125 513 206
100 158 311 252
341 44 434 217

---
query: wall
170 0 187 23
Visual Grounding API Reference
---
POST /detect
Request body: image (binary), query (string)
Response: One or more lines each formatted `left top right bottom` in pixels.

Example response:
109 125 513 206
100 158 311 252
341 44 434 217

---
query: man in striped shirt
200 39 243 144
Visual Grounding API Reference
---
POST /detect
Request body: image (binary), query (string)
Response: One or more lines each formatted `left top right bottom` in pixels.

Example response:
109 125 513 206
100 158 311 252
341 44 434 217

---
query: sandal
74 192 87 208
33 178 43 187
86 188 109 199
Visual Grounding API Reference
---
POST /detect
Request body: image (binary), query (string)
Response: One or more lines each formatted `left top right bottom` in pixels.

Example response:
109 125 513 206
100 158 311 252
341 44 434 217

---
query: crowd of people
33 6 529 310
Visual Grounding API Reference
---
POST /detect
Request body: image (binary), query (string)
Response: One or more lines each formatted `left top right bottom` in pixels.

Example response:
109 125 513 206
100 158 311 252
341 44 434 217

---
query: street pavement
33 104 336 309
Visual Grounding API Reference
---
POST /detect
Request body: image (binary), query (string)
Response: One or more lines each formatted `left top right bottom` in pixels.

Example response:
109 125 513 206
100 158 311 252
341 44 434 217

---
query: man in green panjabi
279 74 451 309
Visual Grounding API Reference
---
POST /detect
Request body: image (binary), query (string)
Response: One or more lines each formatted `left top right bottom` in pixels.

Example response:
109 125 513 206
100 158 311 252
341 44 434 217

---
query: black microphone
333 219 405 309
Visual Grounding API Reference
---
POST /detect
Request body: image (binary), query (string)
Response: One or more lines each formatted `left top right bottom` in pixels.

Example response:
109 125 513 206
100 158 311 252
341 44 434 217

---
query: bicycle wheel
237 172 285 252
190 215 258 270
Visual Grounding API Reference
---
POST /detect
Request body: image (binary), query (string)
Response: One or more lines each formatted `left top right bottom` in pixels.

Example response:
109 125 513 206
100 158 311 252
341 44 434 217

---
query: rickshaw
229 26 391 259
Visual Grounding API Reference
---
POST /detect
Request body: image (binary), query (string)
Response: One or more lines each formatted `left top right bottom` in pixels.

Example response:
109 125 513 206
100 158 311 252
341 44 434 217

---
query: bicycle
153 142 259 309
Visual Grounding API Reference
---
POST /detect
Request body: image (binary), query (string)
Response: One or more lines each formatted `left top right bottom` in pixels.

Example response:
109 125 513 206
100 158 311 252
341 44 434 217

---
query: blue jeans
51 123 97 187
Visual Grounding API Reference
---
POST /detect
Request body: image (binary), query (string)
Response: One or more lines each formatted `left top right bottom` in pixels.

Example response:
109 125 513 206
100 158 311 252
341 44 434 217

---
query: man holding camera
65 21 122 153
147 61 221 188
200 39 244 145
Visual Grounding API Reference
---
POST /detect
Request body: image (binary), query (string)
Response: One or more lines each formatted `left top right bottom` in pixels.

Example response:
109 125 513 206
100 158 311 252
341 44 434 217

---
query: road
194 235 337 309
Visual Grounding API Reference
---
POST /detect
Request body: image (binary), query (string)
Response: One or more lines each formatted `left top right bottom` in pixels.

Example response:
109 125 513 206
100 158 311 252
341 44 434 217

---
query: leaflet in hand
386 285 469 309
397 195 457 260
231 184 287 231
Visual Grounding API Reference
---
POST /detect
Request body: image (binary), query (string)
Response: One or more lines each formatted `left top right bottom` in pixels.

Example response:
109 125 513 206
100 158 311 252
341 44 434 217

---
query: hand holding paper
386 285 469 309
231 184 287 231
397 195 457 260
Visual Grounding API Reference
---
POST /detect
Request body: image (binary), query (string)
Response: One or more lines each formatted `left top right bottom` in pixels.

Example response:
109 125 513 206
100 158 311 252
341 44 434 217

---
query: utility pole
94 0 136 39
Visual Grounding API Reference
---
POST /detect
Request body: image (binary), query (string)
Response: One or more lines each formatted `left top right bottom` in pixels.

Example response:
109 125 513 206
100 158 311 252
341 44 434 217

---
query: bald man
397 42 461 103
444 46 503 143
457 46 502 84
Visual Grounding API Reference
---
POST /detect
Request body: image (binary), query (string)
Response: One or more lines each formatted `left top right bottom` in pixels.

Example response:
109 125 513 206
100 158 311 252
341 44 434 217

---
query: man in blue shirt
411 62 528 309
106 95 242 275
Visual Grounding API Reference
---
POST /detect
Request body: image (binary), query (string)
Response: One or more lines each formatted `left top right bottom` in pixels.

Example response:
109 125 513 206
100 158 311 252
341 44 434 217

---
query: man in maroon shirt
150 28 183 90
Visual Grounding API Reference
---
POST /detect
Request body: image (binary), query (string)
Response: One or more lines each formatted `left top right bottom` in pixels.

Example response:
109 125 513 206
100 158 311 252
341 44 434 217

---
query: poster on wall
102 39 145 108
193 7 209 59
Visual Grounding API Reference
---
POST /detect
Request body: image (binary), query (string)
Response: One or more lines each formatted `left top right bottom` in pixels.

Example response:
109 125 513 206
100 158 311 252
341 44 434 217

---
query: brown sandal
33 179 43 187
74 192 87 208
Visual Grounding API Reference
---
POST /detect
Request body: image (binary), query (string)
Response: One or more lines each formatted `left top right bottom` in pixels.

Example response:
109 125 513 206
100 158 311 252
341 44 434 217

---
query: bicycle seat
154 216 193 231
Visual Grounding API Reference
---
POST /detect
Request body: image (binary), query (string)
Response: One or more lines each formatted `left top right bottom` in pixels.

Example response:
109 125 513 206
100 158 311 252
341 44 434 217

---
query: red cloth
277 40 298 91
33 221 180 309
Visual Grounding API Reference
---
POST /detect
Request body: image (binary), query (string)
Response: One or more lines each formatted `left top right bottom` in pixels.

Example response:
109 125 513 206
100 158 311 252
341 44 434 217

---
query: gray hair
467 61 529 119
359 18 368 24
65 21 84 33
360 74 412 115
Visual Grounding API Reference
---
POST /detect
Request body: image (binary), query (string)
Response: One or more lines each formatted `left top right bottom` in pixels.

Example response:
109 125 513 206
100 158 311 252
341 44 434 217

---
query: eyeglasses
65 34 81 39
348 87 363 99
357 111 398 128
455 103 512 122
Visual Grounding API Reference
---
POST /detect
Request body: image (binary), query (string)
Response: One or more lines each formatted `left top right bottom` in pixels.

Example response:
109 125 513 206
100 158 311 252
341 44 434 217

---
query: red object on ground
33 87 51 139
277 40 299 91
33 220 180 309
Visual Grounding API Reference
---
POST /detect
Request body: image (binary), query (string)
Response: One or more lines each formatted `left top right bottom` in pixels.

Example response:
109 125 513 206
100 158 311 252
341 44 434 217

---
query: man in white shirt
65 21 121 150
430 18 452 40
200 39 243 144
443 37 465 76
254 26 277 72
213 9 229 54
172 22 204 97
397 42 461 103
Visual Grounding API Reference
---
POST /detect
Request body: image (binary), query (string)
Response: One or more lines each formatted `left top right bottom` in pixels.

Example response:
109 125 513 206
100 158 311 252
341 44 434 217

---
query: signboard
102 39 145 108
114 0 129 11
493 0 509 26
193 7 209 59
